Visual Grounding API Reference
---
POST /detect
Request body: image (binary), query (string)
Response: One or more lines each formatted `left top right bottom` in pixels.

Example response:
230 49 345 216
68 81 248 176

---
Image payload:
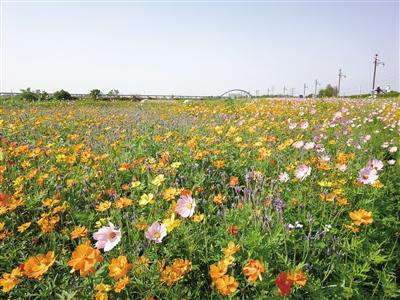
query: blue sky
1 0 399 96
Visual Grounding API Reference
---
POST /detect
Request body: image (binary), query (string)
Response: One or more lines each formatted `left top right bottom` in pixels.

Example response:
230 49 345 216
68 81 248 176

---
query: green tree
107 89 119 99
89 89 102 100
318 84 338 97
19 88 38 101
52 89 72 101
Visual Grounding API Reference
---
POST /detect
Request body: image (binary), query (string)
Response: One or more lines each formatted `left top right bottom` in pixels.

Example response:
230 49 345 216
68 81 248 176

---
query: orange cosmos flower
160 259 192 286
71 226 88 240
132 256 150 274
0 267 21 293
23 251 55 280
114 276 130 293
162 187 179 201
209 260 228 280
243 259 265 282
108 256 131 280
287 271 308 287
213 160 225 169
171 259 192 275
223 242 240 257
115 197 133 209
0 193 9 206
344 223 360 233
214 275 238 296
68 241 102 276
213 194 225 205
229 176 239 187
349 209 373 226
135 223 148 231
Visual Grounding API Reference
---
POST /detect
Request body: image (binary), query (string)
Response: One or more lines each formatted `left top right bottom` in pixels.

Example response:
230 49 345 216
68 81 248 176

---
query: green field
0 98 399 299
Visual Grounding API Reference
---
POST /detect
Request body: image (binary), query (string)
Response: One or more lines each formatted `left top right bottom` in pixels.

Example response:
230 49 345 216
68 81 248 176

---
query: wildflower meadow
0 98 399 299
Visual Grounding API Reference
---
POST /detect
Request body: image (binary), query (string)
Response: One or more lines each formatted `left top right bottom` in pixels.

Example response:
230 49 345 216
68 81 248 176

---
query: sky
1 0 399 96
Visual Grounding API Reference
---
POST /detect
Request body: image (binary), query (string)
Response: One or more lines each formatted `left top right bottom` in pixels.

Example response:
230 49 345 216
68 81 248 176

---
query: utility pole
283 85 287 96
303 83 308 97
267 88 270 96
314 80 319 96
372 53 384 92
291 88 294 97
338 69 346 97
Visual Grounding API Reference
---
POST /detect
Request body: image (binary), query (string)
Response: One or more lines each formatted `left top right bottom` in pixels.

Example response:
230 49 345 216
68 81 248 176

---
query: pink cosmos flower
389 146 398 153
175 195 196 218
387 159 396 165
304 141 315 150
320 155 331 162
145 222 167 243
93 222 121 252
295 165 311 181
334 111 342 119
368 159 384 171
315 144 325 153
358 167 378 185
337 164 347 172
278 172 290 183
300 121 309 129
292 140 304 149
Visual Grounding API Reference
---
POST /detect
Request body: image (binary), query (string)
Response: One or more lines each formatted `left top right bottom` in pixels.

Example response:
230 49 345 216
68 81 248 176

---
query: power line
372 53 385 91
314 79 320 96
338 69 346 96
303 83 308 97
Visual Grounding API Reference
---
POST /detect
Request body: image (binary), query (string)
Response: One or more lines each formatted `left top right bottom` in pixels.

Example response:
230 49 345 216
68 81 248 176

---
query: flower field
0 98 399 299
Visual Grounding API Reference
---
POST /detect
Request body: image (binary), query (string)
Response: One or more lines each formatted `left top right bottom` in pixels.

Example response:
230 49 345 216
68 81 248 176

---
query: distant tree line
14 88 137 102
317 84 338 97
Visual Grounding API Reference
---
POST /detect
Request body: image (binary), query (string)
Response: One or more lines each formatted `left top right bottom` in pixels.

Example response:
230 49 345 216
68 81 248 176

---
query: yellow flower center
109 232 117 240
154 232 161 238
186 203 192 209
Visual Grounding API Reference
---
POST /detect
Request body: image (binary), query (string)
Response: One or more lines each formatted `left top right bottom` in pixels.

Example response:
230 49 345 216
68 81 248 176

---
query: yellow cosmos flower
223 242 240 257
139 193 155 206
349 209 373 226
163 214 181 232
192 214 204 223
170 162 181 169
151 174 166 186
17 222 31 233
131 181 141 188
96 201 112 212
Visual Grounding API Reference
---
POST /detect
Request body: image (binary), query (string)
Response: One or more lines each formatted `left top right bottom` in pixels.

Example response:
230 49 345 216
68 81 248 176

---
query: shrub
19 88 38 102
52 90 72 101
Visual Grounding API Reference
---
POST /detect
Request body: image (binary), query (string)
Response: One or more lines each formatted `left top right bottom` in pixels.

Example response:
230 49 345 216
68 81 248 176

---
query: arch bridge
219 89 253 98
